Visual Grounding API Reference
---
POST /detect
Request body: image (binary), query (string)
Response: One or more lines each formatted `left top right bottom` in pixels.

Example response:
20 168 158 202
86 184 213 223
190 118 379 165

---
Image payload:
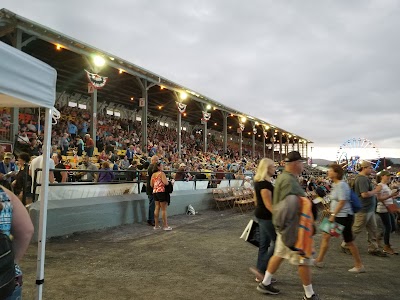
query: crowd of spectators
9 105 269 184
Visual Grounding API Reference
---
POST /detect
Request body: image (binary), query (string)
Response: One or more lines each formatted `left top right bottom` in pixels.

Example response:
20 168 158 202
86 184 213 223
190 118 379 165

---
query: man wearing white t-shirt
29 154 55 196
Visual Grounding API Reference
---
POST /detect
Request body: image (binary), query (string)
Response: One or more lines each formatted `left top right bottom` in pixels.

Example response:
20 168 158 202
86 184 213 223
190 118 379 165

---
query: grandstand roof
0 8 312 145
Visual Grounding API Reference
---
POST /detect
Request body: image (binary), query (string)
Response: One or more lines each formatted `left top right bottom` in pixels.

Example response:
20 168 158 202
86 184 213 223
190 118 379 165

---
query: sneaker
383 245 398 255
303 294 320 300
163 226 172 231
256 283 280 295
348 265 366 273
153 226 161 230
368 250 388 257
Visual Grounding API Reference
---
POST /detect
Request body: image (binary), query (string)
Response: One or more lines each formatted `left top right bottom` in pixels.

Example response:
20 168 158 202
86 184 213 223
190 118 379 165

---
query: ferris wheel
336 138 381 172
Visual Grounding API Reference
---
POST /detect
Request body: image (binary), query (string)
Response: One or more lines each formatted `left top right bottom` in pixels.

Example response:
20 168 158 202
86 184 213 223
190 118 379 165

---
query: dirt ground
20 209 399 300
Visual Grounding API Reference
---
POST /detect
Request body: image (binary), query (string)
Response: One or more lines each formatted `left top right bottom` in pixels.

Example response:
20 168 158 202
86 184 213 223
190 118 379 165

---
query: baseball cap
378 170 390 177
4 152 13 159
179 163 186 168
284 151 305 163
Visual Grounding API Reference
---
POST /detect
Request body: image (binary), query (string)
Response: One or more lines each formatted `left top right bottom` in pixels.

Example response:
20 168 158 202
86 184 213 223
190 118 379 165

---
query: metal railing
32 168 250 201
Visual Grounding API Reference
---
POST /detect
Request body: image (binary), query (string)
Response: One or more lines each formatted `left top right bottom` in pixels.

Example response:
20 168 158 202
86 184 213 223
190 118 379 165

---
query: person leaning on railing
98 161 115 183
75 156 98 182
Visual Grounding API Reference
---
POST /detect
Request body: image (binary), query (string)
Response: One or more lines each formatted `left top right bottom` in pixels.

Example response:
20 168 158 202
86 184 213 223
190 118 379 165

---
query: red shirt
86 138 94 148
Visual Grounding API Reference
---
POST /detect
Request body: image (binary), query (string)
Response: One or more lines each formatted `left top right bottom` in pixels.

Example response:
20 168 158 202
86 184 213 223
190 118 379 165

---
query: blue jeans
148 195 155 223
378 212 396 245
256 218 277 274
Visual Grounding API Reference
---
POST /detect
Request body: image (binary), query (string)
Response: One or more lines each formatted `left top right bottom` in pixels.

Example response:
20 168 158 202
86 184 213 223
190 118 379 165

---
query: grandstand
0 8 312 163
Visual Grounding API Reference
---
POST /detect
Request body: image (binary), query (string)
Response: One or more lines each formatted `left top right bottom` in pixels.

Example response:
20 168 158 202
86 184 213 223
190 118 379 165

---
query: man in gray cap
256 151 320 300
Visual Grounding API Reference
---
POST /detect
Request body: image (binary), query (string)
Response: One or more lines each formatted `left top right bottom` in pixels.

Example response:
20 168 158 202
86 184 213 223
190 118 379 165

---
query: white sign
47 183 142 200
139 98 145 107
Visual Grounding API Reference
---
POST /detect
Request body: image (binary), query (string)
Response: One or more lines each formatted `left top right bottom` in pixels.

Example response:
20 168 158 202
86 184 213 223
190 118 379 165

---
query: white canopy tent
0 41 57 300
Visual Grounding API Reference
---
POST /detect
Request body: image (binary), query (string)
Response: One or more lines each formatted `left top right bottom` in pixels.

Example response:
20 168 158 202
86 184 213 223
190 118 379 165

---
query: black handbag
240 219 260 247
165 181 173 194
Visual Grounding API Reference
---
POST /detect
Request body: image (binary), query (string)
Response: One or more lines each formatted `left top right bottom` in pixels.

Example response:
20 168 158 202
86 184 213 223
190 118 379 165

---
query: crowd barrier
32 169 248 198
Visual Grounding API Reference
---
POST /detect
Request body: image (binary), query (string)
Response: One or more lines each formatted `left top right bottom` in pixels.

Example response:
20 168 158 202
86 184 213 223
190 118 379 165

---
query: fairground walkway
21 209 398 299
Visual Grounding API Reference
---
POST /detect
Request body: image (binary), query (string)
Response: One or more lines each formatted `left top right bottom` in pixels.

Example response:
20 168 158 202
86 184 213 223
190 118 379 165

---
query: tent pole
35 107 52 300
38 108 41 135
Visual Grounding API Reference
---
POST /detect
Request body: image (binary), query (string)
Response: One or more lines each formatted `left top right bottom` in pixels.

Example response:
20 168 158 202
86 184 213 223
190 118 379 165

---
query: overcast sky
2 0 400 160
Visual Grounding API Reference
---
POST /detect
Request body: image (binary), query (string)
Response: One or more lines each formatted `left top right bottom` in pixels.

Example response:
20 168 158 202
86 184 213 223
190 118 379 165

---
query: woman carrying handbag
313 164 365 273
249 158 277 284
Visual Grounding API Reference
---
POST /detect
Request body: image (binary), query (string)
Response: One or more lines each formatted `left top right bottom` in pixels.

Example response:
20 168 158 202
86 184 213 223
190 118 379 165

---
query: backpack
0 189 15 299
186 204 196 215
349 179 362 213
349 190 362 213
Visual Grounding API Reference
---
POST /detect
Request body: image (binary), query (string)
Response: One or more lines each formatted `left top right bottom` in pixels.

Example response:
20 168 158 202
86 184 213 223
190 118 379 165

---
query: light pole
177 91 187 158
239 116 246 158
90 55 106 149
204 104 211 153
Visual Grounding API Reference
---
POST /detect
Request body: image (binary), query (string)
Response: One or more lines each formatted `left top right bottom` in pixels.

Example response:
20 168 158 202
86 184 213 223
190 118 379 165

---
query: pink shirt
152 172 165 193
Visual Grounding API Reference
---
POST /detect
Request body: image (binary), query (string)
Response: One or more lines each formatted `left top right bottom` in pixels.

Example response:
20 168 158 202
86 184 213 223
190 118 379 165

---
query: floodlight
93 55 106 67
241 116 246 123
180 92 188 100
206 104 212 110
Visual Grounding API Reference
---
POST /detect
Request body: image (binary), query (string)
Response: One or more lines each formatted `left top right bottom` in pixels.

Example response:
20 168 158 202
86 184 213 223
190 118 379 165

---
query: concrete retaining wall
29 189 214 241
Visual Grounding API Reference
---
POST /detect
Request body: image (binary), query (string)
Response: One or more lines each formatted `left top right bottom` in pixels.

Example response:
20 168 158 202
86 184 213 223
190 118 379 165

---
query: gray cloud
3 0 400 156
